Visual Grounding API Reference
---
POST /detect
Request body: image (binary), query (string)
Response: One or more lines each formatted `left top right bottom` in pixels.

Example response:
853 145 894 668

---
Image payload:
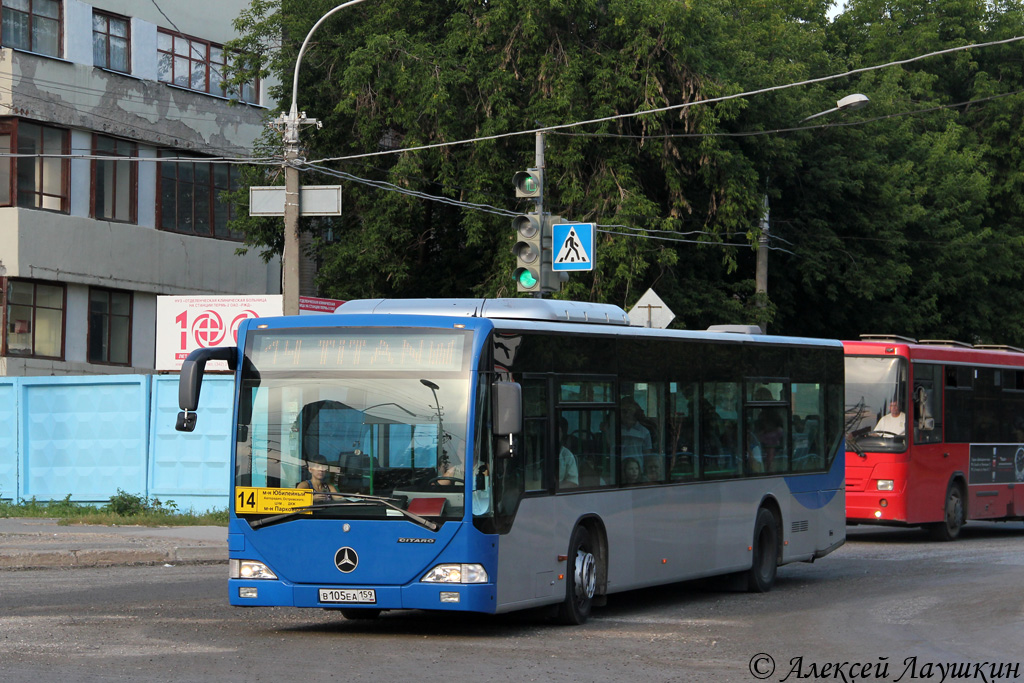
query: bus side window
521 379 548 491
912 363 943 445
668 382 697 481
702 382 740 479
621 382 666 483
598 409 618 485
792 383 824 471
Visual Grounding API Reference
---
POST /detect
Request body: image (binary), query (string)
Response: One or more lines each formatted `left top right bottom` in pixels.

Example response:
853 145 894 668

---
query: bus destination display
249 330 468 372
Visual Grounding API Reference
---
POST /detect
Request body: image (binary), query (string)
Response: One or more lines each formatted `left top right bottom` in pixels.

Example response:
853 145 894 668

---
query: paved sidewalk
0 518 227 570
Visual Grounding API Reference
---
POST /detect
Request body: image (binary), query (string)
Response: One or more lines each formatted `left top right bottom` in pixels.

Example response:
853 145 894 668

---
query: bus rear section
844 336 1024 540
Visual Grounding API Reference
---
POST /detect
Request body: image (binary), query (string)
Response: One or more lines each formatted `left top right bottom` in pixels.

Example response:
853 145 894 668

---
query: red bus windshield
845 356 908 453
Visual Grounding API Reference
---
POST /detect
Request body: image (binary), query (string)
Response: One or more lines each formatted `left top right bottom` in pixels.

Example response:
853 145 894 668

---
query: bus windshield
844 356 908 453
235 328 473 522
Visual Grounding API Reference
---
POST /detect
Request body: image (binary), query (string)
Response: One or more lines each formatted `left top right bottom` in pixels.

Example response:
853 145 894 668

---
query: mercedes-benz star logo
335 547 359 573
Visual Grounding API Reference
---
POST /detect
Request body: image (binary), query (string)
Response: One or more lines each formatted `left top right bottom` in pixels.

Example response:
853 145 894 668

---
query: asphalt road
1 522 1022 683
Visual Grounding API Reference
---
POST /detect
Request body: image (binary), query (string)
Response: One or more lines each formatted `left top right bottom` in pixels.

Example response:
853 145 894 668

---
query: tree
768 0 1024 343
227 0 836 328
226 0 1024 345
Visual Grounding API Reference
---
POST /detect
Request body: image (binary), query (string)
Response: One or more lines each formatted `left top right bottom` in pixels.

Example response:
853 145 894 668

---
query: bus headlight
421 564 488 584
876 480 894 491
230 559 278 580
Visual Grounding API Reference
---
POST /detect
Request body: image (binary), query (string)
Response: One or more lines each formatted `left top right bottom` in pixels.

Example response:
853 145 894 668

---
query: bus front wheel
928 484 965 542
746 508 779 593
557 525 597 625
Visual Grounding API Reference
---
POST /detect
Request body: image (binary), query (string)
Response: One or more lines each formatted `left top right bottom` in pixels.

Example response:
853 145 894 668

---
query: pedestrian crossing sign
551 222 595 272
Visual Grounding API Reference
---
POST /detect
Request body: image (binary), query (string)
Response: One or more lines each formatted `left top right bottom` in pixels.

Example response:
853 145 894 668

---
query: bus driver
874 401 906 436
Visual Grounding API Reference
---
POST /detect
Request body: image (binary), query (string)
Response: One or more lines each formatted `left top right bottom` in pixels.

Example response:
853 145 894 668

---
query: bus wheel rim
575 550 596 600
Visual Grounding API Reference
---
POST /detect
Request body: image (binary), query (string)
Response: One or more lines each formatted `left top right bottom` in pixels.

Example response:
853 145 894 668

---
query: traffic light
513 170 543 198
512 212 542 292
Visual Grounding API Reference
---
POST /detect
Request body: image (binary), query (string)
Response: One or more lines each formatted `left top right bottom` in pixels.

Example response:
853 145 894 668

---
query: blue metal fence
0 374 233 513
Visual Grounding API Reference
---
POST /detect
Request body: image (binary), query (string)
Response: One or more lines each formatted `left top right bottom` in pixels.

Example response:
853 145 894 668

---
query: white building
0 0 281 376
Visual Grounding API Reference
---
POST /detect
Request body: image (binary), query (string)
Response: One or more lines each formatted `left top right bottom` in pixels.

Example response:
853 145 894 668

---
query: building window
156 29 259 104
92 135 136 222
5 279 63 358
158 152 242 239
0 118 68 212
88 288 131 365
1 0 60 57
92 11 129 72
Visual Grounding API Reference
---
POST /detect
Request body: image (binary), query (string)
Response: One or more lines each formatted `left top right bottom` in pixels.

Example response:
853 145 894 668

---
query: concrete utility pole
755 194 770 333
277 108 318 316
534 131 545 299
274 0 371 315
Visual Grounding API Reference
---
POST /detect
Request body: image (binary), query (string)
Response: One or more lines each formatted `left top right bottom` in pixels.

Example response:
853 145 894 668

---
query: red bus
844 335 1024 540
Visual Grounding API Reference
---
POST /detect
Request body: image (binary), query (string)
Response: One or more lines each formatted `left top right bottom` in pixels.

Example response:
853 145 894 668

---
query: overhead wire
307 35 1024 164
550 89 1024 140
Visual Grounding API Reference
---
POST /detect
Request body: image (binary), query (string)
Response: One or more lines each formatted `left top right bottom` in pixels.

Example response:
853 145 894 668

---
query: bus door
907 362 947 523
492 374 557 607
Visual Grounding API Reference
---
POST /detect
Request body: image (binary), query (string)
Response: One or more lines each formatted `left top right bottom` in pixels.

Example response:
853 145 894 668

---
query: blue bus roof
326 299 841 349
335 298 632 325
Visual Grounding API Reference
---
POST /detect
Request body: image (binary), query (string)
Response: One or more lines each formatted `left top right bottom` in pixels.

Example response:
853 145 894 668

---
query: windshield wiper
249 493 438 531
846 435 868 459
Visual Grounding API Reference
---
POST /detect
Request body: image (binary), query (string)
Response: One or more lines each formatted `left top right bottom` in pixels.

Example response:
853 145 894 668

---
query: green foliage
0 491 227 527
226 0 1024 343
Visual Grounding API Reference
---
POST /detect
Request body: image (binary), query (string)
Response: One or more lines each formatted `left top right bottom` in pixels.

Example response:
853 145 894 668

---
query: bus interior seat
339 451 376 489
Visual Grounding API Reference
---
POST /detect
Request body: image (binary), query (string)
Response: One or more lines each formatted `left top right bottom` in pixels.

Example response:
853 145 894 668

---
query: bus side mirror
176 346 237 432
492 381 522 437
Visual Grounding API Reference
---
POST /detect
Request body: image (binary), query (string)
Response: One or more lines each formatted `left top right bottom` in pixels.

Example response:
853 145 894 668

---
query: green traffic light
518 269 538 288
521 176 537 194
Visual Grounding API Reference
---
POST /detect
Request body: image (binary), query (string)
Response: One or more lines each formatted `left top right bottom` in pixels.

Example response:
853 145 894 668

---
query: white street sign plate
249 185 342 216
628 288 676 329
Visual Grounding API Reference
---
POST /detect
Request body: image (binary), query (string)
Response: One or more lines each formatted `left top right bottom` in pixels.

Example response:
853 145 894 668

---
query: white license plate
319 588 376 604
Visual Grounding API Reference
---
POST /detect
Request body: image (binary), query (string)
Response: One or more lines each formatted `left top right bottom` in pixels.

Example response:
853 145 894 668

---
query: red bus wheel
928 484 965 542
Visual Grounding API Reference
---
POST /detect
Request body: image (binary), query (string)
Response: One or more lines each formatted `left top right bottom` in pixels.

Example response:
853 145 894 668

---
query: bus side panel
496 483 778 611
600 486 748 593
906 441 963 524
494 496 562 612
965 444 1021 520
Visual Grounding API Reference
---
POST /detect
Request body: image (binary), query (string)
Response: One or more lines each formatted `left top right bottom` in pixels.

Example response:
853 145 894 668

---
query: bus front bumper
846 489 908 524
228 578 498 613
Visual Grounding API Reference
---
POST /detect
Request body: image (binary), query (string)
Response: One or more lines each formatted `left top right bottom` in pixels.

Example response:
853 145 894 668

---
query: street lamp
755 93 870 332
800 93 870 122
420 379 446 469
275 0 372 316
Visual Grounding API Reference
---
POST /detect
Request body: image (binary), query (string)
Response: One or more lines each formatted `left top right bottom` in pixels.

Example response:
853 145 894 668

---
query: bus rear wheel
557 525 597 625
746 508 779 593
928 484 965 542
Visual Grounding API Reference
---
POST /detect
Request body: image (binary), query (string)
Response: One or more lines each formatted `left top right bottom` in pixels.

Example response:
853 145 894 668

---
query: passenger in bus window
873 401 906 436
558 417 579 487
750 408 785 473
644 457 663 482
623 457 643 485
296 454 339 500
620 398 654 458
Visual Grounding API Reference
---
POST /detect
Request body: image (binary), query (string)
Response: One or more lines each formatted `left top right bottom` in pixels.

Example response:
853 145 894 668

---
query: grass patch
0 491 228 527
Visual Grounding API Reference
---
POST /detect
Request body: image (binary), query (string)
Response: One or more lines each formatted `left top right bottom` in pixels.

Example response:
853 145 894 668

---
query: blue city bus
176 299 845 624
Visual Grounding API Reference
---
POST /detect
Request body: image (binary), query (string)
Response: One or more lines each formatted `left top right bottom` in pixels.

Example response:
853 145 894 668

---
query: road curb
0 547 227 569
0 547 227 570
0 520 228 570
